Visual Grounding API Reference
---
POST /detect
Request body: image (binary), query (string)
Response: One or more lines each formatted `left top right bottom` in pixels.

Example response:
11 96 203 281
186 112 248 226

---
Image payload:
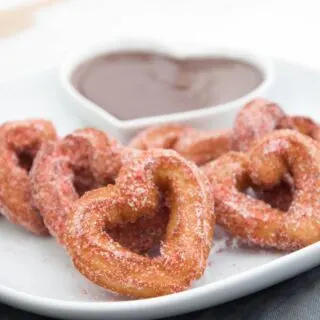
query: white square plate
0 59 320 319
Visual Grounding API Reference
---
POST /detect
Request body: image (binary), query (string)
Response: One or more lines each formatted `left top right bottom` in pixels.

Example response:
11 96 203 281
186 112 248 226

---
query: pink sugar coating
0 119 57 235
129 124 231 165
204 130 320 251
232 99 320 152
232 98 286 152
65 149 215 298
30 128 123 243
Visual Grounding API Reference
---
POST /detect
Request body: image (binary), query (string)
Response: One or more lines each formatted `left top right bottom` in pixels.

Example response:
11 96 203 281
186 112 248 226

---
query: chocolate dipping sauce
72 51 263 120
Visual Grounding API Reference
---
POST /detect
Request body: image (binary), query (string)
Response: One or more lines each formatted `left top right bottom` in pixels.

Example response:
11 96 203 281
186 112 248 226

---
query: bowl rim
60 39 274 130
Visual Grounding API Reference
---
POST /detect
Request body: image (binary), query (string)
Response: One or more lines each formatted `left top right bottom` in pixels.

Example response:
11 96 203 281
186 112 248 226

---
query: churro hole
242 178 293 212
105 190 170 257
17 151 34 172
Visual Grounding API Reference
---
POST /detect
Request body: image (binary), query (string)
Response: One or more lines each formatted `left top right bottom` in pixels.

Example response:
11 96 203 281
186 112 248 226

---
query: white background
1 0 320 79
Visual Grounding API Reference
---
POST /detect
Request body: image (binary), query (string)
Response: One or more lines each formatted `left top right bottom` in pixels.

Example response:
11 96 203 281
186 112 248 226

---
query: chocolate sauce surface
72 51 263 120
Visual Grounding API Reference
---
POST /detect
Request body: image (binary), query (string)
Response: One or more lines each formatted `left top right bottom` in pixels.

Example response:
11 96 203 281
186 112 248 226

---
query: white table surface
1 0 320 80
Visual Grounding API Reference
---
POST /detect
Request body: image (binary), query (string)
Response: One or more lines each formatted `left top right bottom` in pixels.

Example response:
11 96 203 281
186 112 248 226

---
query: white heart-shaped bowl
60 40 274 142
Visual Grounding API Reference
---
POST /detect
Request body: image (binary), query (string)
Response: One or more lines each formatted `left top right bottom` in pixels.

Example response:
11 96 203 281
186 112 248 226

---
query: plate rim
0 242 319 318
1 59 320 318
